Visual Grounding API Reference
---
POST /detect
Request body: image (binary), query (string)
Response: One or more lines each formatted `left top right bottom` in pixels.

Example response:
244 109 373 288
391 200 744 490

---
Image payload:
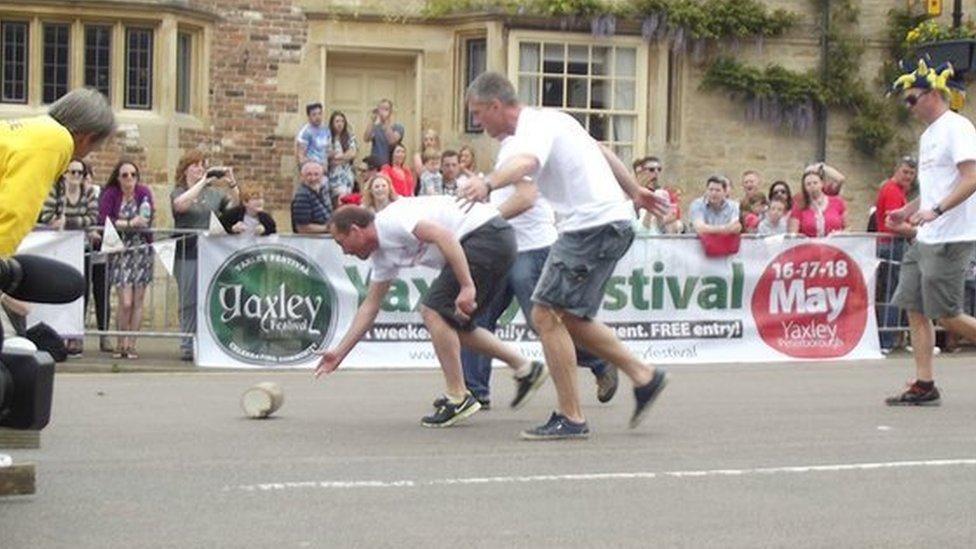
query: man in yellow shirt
0 88 115 256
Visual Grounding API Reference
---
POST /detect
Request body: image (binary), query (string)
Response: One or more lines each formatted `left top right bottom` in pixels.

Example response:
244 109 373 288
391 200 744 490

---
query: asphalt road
2 356 976 548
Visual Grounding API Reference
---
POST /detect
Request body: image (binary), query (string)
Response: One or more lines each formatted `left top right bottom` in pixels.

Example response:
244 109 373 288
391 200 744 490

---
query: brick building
1 0 974 227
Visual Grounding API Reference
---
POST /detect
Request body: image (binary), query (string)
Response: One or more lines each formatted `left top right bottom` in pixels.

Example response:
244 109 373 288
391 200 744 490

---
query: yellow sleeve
0 146 71 256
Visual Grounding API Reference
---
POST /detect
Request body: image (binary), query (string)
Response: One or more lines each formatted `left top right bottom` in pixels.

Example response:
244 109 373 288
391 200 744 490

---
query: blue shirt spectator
296 102 332 165
688 175 741 234
362 98 404 166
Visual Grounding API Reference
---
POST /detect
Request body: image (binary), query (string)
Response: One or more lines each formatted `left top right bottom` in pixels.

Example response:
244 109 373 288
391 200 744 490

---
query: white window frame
506 30 648 164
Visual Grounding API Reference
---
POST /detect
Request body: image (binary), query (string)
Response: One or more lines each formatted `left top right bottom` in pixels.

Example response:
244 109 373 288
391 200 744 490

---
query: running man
885 60 976 406
316 197 548 427
460 71 670 440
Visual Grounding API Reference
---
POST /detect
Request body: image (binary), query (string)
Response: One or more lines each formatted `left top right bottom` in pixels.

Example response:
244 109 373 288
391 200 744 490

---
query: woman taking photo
789 163 847 237
170 149 239 361
97 161 154 359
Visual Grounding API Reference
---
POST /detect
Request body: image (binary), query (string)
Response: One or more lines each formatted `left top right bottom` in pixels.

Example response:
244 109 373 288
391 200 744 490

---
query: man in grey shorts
315 197 547 427
885 60 976 405
461 71 671 440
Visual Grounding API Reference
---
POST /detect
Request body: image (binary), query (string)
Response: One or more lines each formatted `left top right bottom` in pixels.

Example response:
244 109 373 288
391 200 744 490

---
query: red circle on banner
751 243 868 358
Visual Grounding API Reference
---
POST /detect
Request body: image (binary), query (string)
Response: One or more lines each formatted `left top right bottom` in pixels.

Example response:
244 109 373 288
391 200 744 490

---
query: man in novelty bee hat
884 58 976 406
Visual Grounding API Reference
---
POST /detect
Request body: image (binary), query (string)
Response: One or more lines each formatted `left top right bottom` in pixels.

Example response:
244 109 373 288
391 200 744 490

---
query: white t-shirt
511 108 634 232
489 136 558 252
916 110 976 243
370 196 499 281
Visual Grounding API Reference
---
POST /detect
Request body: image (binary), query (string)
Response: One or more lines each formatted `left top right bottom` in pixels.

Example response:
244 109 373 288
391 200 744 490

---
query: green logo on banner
206 245 336 365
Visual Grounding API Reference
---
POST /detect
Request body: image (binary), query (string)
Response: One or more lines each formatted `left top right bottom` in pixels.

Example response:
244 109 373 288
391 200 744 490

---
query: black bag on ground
25 322 68 363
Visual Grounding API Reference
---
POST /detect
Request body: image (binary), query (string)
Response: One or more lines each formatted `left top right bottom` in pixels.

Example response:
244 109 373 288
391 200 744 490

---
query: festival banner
16 230 86 337
196 234 881 369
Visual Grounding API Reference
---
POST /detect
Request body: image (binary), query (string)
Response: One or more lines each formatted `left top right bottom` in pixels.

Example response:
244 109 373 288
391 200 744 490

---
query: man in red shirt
875 156 917 351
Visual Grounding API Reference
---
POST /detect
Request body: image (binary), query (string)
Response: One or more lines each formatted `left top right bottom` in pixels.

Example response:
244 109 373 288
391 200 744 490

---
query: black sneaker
630 368 669 428
433 395 490 410
595 365 618 403
511 361 548 410
520 412 589 441
885 381 941 406
422 393 482 427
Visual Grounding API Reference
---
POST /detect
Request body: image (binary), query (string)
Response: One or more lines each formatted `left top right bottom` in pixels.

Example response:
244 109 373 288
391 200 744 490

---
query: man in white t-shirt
886 60 976 406
315 197 547 427
461 72 671 440
460 136 619 409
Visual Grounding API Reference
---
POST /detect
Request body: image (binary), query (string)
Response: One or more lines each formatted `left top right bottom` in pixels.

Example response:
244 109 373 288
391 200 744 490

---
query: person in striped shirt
38 159 101 356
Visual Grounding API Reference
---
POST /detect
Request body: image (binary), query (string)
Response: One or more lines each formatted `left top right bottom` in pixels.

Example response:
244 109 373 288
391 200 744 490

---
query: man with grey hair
1 87 115 255
460 71 671 440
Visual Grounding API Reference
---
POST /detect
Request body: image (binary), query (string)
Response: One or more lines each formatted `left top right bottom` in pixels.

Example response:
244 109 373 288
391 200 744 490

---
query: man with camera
1 88 114 437
362 99 404 166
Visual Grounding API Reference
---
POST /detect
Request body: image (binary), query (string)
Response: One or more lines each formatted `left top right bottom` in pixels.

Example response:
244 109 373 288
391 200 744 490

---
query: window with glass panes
176 32 192 113
84 25 111 99
42 24 70 104
124 27 152 109
515 40 639 164
1 21 28 103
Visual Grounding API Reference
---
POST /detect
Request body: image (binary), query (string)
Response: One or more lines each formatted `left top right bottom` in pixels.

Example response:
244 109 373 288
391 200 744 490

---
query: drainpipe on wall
817 0 830 162
952 0 963 29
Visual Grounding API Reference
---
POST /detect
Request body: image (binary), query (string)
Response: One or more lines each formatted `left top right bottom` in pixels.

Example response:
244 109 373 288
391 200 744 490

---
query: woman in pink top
380 142 415 197
788 163 847 237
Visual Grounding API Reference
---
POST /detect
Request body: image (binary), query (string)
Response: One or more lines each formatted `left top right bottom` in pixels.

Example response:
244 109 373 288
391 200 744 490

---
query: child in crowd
418 148 444 195
757 197 788 236
742 193 768 233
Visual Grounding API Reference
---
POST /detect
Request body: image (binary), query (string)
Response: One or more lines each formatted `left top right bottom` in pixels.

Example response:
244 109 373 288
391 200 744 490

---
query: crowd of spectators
28 92 946 359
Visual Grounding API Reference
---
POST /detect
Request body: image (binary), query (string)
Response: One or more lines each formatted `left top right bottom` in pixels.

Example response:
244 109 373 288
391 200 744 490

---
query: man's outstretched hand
314 349 343 378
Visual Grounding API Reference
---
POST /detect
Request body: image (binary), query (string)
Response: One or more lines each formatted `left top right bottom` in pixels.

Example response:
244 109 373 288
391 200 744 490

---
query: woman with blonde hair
412 128 441 175
458 145 477 177
360 173 399 212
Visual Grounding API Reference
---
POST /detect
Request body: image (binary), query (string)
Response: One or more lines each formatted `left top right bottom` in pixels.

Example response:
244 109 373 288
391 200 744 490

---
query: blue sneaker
520 412 589 441
630 368 668 428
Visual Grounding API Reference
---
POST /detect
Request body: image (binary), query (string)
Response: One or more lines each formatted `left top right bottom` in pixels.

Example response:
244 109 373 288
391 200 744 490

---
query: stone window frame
506 30 648 166
0 8 211 122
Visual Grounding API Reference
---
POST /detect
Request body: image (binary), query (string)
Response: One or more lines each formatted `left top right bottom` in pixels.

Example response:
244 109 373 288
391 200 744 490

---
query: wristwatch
483 175 493 195
933 204 945 217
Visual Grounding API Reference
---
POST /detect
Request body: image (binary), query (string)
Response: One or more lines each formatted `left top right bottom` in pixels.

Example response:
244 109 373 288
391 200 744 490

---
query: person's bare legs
531 304 583 422
560 314 654 387
116 286 132 352
907 310 935 382
457 327 530 372
129 285 148 355
420 305 467 398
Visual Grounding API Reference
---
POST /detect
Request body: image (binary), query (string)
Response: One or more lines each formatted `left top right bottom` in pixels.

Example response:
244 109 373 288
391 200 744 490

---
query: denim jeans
460 246 608 400
876 238 905 350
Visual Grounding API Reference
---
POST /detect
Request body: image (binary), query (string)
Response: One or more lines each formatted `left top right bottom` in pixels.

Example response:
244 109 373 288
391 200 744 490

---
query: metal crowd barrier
28 228 970 352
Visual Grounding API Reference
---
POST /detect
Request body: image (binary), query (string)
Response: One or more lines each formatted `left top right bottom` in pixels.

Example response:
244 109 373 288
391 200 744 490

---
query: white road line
226 458 976 493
